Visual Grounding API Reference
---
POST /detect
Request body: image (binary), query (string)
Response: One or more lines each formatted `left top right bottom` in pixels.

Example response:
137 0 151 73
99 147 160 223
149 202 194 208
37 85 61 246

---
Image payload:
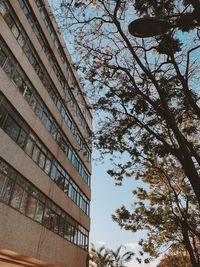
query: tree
54 0 200 265
89 243 113 267
156 248 192 267
112 156 200 265
89 244 134 267
109 245 134 267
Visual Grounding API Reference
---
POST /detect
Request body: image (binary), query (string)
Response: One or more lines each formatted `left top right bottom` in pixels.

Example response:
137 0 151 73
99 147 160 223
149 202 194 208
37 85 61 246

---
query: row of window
17 0 92 139
0 0 91 164
0 157 89 250
0 93 90 215
0 37 91 187
34 0 92 124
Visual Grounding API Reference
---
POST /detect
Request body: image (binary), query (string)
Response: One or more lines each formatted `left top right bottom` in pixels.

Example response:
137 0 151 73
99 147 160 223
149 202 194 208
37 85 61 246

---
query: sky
90 150 161 267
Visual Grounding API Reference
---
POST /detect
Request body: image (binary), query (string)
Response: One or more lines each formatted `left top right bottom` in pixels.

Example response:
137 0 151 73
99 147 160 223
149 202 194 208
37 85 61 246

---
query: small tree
109 245 134 267
89 244 134 267
89 244 113 267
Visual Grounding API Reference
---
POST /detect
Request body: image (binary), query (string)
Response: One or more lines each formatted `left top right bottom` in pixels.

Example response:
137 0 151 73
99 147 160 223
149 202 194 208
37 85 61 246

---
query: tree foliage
55 0 200 266
89 244 134 267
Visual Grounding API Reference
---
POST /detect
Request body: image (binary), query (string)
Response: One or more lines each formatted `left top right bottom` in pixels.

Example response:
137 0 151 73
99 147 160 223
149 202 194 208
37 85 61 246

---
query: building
0 0 92 266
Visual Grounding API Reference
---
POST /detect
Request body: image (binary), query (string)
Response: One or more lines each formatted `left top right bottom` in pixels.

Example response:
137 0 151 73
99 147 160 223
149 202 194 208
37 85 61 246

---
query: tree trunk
182 222 198 267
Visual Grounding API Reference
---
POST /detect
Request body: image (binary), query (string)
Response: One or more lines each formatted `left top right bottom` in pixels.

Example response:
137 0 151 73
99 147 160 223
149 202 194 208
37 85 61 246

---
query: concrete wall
0 203 88 267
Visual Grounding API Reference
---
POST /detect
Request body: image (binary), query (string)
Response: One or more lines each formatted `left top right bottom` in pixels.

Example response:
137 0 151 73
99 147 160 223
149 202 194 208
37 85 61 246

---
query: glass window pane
0 105 7 127
24 43 32 59
10 184 23 209
38 152 46 169
64 178 69 194
25 195 37 218
0 173 6 198
3 58 15 77
25 137 34 157
11 24 20 39
0 48 7 67
17 128 28 148
32 145 40 163
0 160 8 176
44 157 51 175
29 95 37 111
23 86 32 103
43 207 51 228
0 2 7 16
18 33 26 48
55 172 64 190
64 221 71 241
51 123 57 139
19 80 27 95
4 13 14 28
59 214 65 236
20 190 28 214
12 70 23 88
2 177 14 203
35 103 43 119
41 111 48 127
35 201 44 223
50 164 57 180
4 115 20 141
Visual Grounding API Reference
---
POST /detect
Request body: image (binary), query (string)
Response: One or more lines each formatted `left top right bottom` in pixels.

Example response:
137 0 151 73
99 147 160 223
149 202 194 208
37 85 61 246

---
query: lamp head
128 17 170 37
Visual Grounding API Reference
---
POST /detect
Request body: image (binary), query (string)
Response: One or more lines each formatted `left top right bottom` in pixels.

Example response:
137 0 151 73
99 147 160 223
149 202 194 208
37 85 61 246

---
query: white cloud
126 259 159 267
97 240 106 245
124 242 141 250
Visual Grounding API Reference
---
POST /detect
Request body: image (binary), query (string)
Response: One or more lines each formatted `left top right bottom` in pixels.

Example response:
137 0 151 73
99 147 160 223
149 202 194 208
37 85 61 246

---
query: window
35 201 44 223
17 128 28 148
50 123 57 139
25 137 34 157
32 145 40 163
59 213 65 236
0 157 89 249
29 94 37 111
55 171 64 190
0 1 7 16
4 115 20 141
35 103 43 119
23 86 32 103
43 206 51 228
11 24 20 39
3 58 15 77
50 164 57 180
4 13 14 28
25 194 37 218
38 152 46 169
64 178 69 194
0 105 7 127
18 33 26 48
44 157 51 175
1 177 14 203
0 172 6 197
24 43 32 59
0 48 7 67
10 184 23 209
12 70 23 88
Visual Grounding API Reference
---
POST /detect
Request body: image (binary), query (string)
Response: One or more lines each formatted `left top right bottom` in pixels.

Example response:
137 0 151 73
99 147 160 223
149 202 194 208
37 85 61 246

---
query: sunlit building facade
0 0 92 266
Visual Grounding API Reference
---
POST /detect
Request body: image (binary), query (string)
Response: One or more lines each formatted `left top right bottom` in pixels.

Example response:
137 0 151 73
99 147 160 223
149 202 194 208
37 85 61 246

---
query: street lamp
128 17 170 38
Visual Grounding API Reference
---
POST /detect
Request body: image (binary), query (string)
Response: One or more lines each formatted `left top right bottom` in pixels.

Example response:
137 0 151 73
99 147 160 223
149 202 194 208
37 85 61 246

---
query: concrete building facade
0 0 92 266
